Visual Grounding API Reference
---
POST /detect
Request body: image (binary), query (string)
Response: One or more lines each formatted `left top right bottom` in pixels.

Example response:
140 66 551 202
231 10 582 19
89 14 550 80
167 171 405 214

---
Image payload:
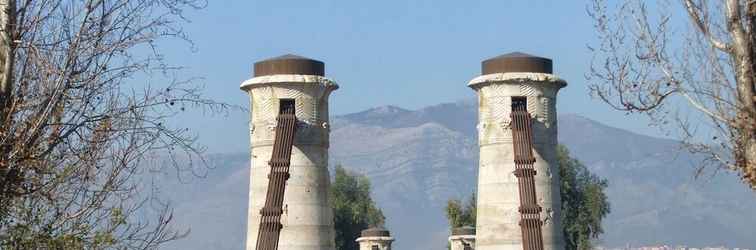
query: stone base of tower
475 234 564 250
474 144 563 250
245 143 336 250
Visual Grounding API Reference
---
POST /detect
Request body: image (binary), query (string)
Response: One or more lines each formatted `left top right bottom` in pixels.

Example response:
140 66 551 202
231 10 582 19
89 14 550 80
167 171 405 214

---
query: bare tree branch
588 0 756 188
684 0 733 52
0 0 235 248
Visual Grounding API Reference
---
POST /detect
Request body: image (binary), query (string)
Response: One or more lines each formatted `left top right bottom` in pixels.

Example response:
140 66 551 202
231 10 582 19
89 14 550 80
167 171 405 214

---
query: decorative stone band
249 140 329 149
240 74 339 91
448 235 476 241
478 135 558 147
467 72 567 89
250 121 331 148
243 74 338 150
355 236 395 242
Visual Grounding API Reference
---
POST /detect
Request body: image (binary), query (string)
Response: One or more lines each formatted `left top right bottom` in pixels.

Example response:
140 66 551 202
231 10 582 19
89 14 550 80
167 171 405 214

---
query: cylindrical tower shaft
468 52 566 250
241 54 338 250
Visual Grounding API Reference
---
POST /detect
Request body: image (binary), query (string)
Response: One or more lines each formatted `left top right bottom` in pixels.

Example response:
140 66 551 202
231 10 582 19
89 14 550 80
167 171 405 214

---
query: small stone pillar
356 227 394 250
468 52 566 250
449 226 476 250
241 54 338 250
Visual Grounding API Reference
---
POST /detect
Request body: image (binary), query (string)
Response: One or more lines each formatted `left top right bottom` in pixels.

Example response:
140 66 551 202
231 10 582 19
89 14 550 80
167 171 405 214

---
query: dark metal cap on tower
253 54 325 77
361 227 391 237
482 52 553 74
451 226 476 236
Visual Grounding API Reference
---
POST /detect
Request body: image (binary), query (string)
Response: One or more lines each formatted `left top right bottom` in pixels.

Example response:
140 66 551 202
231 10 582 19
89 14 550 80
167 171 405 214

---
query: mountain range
159 100 756 250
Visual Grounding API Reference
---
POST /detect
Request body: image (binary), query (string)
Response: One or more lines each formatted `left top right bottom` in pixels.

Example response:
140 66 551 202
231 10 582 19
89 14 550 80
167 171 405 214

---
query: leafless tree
0 0 231 248
588 0 756 188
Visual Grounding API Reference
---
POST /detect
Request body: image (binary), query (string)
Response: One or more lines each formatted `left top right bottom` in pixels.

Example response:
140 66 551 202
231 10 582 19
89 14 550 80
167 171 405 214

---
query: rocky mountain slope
161 100 756 250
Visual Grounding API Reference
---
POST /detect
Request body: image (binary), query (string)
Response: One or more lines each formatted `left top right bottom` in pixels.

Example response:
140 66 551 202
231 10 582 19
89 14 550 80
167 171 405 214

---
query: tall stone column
240 54 338 250
468 52 566 250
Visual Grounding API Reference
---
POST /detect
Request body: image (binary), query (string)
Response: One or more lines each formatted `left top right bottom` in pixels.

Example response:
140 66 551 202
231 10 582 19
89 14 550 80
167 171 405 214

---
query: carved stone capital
499 117 512 130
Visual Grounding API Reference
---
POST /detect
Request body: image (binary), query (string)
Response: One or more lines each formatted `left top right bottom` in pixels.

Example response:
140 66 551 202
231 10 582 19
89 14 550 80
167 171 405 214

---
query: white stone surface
241 74 338 250
356 236 394 250
449 235 476 250
467 72 567 88
469 72 566 250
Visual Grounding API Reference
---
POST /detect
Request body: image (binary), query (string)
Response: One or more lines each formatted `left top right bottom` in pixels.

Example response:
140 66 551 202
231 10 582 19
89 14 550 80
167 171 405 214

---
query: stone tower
355 227 394 250
240 54 338 250
468 52 566 250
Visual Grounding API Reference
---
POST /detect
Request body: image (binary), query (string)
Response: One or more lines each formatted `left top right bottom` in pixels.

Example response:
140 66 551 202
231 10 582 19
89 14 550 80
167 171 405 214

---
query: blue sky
157 0 671 153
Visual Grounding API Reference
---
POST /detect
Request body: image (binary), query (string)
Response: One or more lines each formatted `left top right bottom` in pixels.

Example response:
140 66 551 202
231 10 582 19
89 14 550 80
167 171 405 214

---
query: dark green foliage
444 194 476 229
558 145 611 250
330 165 385 250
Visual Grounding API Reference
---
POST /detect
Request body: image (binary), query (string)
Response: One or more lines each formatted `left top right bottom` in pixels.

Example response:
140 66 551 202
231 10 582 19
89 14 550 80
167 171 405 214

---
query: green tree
558 145 611 250
330 165 385 250
444 193 476 229
443 145 610 250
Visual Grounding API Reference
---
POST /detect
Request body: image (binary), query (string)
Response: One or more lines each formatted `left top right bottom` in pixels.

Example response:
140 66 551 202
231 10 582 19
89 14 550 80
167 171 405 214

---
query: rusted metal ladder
255 103 297 250
511 104 545 250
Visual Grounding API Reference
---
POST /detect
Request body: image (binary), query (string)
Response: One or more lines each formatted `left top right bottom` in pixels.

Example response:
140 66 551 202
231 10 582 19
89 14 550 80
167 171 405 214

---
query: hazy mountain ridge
162 100 756 250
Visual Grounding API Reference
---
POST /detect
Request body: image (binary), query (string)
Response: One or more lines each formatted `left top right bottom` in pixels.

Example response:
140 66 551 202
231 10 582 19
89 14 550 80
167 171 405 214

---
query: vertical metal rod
256 106 297 250
511 105 544 250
